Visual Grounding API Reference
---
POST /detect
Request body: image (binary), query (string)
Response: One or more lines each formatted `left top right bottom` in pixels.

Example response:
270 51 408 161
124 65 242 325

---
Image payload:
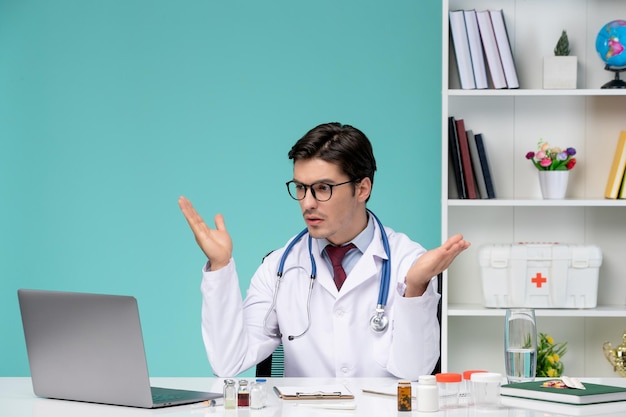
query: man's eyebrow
292 178 336 184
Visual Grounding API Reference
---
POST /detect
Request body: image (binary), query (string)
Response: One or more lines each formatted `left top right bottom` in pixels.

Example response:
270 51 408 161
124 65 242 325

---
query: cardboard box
479 243 602 308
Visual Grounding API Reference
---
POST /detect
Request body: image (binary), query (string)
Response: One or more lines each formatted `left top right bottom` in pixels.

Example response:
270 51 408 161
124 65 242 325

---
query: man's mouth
304 214 324 226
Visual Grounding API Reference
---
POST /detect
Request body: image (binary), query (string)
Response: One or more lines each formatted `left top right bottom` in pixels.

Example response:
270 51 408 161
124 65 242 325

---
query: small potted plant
525 139 577 171
543 30 578 89
525 139 577 199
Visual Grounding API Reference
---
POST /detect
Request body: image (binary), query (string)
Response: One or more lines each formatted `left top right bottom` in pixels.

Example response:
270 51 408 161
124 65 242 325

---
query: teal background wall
0 0 442 377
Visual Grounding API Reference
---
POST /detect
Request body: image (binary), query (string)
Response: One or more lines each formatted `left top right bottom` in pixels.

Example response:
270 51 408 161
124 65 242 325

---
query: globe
596 20 626 68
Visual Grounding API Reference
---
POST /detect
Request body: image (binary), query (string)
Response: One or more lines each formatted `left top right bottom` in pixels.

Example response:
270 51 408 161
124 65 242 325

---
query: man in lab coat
179 122 470 379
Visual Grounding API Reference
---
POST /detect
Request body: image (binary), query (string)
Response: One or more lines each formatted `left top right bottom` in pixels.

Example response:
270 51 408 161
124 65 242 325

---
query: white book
464 10 488 89
449 10 476 89
476 10 507 89
489 9 519 89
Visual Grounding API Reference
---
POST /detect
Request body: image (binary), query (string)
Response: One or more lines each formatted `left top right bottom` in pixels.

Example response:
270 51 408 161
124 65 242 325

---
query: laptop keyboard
151 387 191 404
153 393 184 402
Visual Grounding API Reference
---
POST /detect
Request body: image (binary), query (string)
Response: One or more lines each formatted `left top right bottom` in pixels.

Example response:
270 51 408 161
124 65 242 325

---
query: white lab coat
200 220 440 380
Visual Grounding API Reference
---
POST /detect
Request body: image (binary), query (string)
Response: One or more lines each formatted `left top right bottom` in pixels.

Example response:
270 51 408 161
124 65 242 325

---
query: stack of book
448 116 495 199
500 379 626 405
605 131 626 199
449 8 519 90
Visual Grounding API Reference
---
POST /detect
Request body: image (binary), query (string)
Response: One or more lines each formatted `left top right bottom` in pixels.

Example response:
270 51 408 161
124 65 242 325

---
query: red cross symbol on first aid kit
531 272 547 288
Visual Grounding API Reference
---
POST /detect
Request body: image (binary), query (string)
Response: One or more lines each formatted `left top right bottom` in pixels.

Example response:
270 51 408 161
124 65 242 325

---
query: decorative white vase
538 170 569 199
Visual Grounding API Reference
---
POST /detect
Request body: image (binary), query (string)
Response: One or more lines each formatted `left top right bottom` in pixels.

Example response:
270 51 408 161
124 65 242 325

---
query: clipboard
273 384 354 400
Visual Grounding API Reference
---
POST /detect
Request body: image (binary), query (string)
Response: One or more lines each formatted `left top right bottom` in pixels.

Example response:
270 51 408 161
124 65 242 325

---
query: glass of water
504 309 537 383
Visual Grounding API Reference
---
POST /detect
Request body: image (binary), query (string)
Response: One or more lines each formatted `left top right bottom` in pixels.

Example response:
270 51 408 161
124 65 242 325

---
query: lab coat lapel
310 238 343 295
340 225 388 295
282 224 390 297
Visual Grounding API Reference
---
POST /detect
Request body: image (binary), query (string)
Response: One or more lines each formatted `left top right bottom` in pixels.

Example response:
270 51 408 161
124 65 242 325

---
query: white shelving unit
442 0 626 377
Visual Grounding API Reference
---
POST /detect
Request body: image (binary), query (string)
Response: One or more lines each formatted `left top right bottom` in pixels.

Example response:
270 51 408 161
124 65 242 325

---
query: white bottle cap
470 372 503 383
418 374 437 385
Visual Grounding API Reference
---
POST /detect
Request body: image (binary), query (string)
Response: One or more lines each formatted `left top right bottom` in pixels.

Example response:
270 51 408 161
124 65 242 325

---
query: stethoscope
263 209 391 341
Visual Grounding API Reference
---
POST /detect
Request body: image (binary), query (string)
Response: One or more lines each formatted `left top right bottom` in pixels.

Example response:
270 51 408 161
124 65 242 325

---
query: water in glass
504 309 537 383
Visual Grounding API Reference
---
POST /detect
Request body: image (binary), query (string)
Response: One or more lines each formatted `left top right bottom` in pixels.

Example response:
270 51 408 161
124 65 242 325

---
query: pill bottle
435 372 462 408
416 374 439 412
471 372 503 409
397 380 412 411
223 379 236 409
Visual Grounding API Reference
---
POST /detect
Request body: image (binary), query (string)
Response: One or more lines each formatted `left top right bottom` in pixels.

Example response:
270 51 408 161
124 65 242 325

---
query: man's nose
301 189 318 209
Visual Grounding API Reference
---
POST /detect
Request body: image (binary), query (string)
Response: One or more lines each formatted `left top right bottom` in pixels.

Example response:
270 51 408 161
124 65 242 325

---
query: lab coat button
335 309 344 318
341 367 348 374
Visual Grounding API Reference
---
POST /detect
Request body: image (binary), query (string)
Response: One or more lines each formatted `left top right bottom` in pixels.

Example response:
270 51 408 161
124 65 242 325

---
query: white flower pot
543 56 578 89
538 170 569 199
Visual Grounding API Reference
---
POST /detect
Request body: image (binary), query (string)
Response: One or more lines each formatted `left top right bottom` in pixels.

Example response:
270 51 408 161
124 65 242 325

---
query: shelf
442 0 626 376
447 89 626 97
447 199 626 207
448 304 626 318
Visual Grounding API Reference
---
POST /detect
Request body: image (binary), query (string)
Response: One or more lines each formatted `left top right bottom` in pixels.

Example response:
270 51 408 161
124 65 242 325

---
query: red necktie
325 243 355 290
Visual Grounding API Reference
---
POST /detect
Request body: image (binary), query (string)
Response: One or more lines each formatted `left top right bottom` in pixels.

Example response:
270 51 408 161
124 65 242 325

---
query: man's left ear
357 178 372 201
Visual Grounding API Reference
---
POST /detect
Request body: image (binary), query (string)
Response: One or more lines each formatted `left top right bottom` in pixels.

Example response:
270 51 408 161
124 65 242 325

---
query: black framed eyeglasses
286 179 357 202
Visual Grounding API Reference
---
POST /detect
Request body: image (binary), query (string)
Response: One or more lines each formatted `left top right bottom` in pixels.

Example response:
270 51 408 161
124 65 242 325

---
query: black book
474 133 496 198
448 116 467 199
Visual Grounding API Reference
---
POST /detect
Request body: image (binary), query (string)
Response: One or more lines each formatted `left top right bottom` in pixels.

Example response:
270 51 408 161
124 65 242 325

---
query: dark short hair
288 122 377 187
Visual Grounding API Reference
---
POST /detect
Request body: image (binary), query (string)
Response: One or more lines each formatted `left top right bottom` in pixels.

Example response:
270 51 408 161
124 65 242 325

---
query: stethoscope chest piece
370 305 388 332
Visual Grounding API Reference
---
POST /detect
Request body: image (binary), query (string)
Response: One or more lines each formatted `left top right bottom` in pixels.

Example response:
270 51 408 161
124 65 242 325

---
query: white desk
3 377 626 417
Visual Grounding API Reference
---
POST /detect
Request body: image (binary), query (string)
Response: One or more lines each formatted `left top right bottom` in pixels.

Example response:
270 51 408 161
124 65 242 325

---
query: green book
500 380 626 405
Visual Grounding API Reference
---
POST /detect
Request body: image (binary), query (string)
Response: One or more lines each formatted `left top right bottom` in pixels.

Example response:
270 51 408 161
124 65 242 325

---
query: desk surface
3 377 626 417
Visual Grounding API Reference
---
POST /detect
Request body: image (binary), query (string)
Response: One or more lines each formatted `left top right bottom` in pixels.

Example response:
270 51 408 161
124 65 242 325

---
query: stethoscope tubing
265 209 390 339
370 210 391 307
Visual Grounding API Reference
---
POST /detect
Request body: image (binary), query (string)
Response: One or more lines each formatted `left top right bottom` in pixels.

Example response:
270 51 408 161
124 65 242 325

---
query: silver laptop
17 289 221 408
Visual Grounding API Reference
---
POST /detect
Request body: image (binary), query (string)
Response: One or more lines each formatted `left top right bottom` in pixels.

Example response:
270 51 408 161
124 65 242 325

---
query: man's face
292 158 371 245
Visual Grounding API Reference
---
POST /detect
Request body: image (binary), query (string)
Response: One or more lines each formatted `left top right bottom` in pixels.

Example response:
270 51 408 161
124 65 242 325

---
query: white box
543 56 578 89
478 243 602 309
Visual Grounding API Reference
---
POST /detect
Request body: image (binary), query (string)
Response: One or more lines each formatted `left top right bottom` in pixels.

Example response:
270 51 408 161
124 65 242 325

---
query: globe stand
601 65 626 89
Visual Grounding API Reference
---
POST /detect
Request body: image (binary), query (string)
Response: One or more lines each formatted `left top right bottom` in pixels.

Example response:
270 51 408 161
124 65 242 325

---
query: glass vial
250 381 264 409
255 378 268 407
417 374 439 412
237 379 249 407
223 379 236 409
397 380 412 411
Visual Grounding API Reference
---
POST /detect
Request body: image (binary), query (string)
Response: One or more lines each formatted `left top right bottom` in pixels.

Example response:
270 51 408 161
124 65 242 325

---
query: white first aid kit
478 243 602 309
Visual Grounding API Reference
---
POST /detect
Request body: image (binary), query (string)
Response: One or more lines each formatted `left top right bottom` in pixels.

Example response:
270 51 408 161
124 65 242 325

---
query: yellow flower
536 332 567 378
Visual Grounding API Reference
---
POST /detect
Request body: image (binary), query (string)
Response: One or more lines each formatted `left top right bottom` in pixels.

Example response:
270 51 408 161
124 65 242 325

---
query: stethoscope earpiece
263 209 391 339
